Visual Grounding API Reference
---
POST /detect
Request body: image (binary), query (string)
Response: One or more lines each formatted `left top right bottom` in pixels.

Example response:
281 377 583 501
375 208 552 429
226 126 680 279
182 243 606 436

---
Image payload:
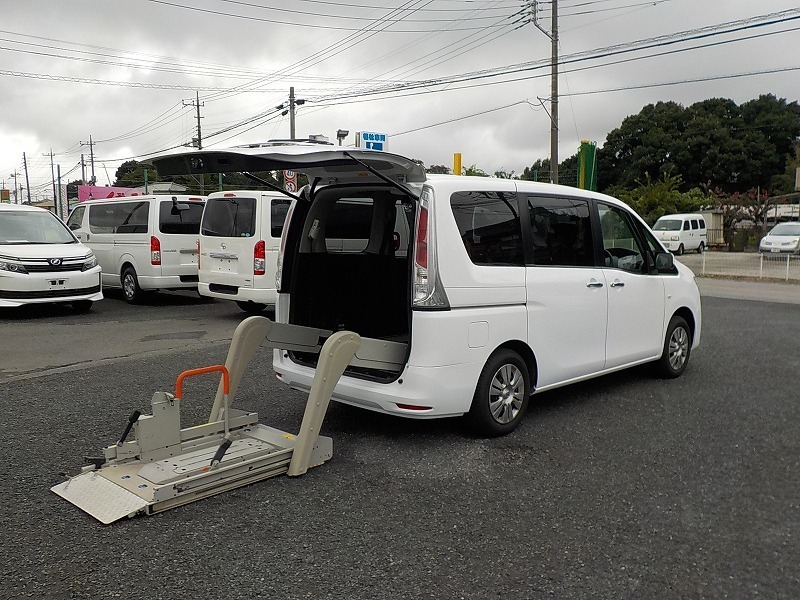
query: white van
66 195 205 303
0 204 102 311
652 213 707 255
198 190 292 313
153 145 702 436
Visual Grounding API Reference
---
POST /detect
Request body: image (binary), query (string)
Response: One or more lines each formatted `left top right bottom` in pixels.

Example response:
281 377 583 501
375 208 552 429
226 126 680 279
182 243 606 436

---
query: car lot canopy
151 143 427 186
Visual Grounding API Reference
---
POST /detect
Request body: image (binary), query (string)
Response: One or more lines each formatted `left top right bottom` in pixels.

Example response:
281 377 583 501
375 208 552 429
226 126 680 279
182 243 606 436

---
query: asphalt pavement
1 291 798 599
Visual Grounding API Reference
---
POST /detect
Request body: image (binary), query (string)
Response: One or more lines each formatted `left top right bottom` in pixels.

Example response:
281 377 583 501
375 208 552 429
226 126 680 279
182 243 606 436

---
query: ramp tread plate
51 472 149 525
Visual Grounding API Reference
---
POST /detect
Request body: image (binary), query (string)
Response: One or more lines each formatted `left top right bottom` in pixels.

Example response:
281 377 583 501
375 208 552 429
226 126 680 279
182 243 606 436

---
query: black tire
121 267 145 304
71 300 93 313
676 244 684 256
697 242 704 254
466 349 531 437
655 315 691 378
236 301 267 314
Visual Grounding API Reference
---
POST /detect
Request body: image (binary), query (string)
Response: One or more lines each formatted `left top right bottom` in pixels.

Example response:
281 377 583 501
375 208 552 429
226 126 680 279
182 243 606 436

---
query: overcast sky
2 0 799 200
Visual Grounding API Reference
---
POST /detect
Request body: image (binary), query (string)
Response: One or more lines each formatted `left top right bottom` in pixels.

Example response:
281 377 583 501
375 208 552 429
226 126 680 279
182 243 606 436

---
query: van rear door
157 199 204 279
201 195 259 281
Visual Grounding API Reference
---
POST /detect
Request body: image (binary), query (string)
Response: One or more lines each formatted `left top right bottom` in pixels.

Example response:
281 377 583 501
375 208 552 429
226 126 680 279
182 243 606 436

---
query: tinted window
526 196 593 267
159 201 204 235
683 221 690 231
598 203 646 273
271 199 292 238
89 201 149 234
451 191 523 266
699 218 706 228
691 219 699 230
325 199 373 240
202 197 256 237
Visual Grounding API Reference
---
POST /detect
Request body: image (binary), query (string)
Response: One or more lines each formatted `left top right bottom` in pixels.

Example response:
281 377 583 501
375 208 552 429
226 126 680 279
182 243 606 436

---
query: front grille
0 284 101 300
24 263 84 273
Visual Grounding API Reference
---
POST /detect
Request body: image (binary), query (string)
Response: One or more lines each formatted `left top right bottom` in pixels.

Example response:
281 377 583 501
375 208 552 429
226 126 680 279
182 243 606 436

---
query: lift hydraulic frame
51 316 403 524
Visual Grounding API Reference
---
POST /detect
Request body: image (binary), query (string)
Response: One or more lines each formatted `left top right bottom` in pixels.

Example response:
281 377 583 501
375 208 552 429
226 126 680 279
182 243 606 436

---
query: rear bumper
137 274 199 291
198 281 277 305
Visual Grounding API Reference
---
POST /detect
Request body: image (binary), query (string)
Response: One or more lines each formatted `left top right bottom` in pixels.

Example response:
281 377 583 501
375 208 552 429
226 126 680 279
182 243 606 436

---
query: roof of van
78 195 206 205
152 143 427 185
654 213 705 219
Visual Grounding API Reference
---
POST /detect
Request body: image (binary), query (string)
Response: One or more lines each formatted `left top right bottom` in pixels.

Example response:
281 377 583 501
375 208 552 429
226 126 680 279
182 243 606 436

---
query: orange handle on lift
175 365 229 399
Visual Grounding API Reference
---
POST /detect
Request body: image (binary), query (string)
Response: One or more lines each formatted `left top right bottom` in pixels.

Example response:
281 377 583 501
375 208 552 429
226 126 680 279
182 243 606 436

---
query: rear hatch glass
202 197 256 237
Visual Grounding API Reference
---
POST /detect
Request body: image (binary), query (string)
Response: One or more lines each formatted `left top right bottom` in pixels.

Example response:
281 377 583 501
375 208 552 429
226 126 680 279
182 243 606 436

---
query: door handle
610 281 625 288
586 281 604 288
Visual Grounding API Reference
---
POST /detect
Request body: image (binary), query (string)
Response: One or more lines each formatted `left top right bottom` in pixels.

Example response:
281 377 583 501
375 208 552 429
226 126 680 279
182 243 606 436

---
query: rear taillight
196 239 200 270
150 236 161 266
412 188 449 309
254 240 266 275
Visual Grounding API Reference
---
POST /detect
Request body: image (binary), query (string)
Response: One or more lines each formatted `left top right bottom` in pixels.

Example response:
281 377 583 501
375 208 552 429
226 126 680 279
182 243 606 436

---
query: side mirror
654 251 674 272
171 198 190 215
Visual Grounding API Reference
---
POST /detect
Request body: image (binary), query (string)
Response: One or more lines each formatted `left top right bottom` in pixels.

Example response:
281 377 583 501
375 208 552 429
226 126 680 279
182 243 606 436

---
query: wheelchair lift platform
50 317 394 524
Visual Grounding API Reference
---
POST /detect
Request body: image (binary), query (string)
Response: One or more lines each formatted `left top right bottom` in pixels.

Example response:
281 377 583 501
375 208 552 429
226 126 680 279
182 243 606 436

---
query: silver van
66 195 205 303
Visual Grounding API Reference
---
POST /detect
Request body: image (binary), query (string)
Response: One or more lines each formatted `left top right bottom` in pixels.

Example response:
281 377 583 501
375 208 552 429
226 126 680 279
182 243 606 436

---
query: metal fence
677 251 800 282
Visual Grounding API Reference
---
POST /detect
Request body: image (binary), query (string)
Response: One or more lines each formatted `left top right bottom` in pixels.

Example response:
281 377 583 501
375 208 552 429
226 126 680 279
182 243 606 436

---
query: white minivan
154 144 702 436
0 204 102 311
198 190 292 313
652 213 707 255
67 195 205 303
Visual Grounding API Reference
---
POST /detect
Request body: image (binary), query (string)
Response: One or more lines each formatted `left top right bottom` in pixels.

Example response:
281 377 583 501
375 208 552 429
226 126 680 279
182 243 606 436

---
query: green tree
463 164 488 177
617 170 703 225
426 164 450 174
113 160 162 188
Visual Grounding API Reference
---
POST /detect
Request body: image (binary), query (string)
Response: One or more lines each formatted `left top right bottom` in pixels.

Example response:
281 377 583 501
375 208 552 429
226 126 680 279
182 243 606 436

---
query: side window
270 199 292 238
598 203 647 273
450 191 523 266
691 219 699 230
159 201 204 234
683 221 690 231
66 206 85 231
699 218 706 228
526 195 593 267
89 202 149 234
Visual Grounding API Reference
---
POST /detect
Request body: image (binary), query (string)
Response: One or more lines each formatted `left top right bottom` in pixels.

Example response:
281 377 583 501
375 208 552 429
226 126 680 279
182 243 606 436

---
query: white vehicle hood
0 243 90 260
152 143 427 186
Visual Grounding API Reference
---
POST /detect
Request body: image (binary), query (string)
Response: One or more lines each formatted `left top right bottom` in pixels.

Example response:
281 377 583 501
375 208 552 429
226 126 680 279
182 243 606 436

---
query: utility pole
289 86 296 140
81 154 86 184
550 0 559 184
23 152 32 204
80 136 96 184
184 91 204 149
10 170 18 204
44 149 57 208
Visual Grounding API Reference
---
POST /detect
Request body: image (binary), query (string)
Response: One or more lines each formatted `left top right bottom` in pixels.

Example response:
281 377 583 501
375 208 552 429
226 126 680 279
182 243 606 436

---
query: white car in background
759 222 800 254
0 204 102 312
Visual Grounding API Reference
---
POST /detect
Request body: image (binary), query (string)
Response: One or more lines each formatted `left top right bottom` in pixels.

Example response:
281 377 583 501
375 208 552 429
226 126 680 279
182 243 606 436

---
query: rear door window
450 191 523 266
202 197 257 237
271 199 292 238
159 201 204 235
525 195 593 267
691 219 699 230
324 199 373 252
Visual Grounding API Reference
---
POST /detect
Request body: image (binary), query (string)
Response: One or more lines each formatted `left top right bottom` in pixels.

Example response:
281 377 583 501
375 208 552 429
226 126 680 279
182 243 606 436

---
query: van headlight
0 259 28 274
670 235 680 241
82 254 98 271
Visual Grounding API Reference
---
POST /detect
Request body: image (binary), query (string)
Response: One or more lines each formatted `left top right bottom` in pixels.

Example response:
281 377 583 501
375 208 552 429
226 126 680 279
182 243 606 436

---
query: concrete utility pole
23 152 32 204
184 91 204 149
80 136 96 184
550 0 559 185
289 87 296 140
9 170 18 204
44 149 57 207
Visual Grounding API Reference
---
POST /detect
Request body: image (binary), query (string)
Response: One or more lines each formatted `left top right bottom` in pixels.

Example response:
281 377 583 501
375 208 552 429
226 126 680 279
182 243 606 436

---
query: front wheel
697 242 704 254
467 350 531 437
654 315 691 378
676 244 684 256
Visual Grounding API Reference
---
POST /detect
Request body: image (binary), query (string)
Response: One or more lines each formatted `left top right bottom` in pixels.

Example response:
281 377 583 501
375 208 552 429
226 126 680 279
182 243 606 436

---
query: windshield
0 210 76 244
653 219 681 231
769 223 800 236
